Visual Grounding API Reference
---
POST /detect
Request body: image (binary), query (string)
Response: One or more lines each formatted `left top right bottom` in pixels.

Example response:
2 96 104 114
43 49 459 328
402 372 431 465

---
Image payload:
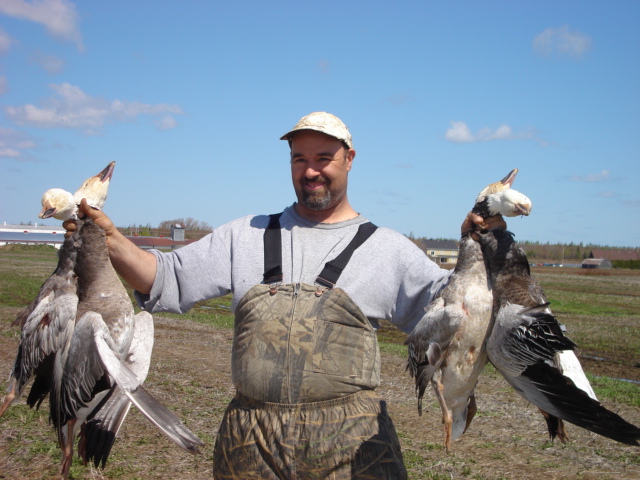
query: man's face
290 130 354 213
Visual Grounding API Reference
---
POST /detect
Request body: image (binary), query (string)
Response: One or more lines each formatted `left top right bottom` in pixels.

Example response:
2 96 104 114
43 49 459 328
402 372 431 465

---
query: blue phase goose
479 226 640 446
0 162 203 478
406 168 531 451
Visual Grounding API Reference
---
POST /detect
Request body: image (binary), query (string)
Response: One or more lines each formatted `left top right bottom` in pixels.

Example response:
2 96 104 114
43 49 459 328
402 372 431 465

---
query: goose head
473 168 532 219
39 188 77 220
38 162 115 221
73 161 115 210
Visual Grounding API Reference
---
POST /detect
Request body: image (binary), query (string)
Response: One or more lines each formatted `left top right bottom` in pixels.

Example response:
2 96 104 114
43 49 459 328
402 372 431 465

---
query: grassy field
0 246 638 479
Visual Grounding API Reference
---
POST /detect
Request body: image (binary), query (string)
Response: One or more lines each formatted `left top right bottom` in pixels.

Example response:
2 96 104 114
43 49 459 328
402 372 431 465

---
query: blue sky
1 1 638 247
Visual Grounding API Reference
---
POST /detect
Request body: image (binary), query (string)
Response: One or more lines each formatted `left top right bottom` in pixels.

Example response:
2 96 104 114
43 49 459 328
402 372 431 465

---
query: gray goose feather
406 168 531 451
480 226 640 446
0 162 203 478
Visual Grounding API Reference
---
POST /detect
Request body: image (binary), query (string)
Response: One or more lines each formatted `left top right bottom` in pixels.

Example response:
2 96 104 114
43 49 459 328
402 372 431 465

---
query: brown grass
0 253 639 479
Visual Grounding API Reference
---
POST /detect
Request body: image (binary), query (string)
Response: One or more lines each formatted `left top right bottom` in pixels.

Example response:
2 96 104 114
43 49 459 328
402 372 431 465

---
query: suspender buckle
269 283 279 295
314 285 328 297
314 277 333 296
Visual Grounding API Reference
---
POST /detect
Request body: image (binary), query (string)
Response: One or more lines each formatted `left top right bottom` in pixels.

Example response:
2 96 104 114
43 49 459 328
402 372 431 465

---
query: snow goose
0 162 203 478
406 168 531 451
480 226 640 446
38 161 115 221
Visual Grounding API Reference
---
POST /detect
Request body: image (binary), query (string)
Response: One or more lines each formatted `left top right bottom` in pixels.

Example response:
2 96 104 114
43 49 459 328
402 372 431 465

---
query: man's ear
346 148 356 171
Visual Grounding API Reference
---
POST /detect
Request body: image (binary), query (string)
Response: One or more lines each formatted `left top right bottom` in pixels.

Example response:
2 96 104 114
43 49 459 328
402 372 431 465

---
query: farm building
588 248 640 261
421 239 459 265
582 258 612 269
0 223 195 251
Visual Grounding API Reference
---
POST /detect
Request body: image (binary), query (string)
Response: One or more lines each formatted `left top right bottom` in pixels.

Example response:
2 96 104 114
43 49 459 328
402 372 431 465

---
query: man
70 112 492 479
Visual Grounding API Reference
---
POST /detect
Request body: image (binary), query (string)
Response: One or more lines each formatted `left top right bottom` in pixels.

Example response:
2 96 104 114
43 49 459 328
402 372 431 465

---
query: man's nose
304 162 322 177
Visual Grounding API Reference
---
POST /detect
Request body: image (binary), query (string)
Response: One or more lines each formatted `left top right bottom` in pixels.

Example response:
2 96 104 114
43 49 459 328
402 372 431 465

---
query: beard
301 187 332 210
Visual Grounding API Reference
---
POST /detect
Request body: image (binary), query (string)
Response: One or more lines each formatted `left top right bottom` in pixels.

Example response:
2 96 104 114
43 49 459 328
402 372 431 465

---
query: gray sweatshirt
138 204 450 334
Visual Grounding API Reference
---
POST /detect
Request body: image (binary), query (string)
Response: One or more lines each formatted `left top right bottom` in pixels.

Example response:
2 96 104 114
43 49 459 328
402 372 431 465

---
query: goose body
406 168 531 450
1 162 203 477
480 227 640 446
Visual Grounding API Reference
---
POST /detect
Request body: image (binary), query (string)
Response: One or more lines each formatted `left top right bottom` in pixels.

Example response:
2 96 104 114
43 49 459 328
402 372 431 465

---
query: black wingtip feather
524 363 640 446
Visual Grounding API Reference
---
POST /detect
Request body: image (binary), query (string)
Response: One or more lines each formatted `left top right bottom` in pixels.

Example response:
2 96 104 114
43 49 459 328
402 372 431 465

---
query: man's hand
63 199 117 238
461 212 507 239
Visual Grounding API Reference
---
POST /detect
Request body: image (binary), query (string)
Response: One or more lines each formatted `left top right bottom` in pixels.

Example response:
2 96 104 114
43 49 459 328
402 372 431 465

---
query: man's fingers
63 219 77 238
481 215 506 231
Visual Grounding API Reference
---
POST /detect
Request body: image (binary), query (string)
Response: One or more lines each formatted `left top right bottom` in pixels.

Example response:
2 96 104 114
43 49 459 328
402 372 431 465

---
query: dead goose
0 162 203 478
38 160 115 221
406 168 531 451
479 226 640 446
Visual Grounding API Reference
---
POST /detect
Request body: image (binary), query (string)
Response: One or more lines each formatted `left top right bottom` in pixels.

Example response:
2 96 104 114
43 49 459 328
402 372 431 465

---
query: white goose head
474 168 532 218
38 162 116 221
39 188 76 220
73 161 115 210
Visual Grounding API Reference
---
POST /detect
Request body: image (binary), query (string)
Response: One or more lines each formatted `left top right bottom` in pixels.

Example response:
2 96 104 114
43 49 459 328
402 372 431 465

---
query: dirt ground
1 307 639 480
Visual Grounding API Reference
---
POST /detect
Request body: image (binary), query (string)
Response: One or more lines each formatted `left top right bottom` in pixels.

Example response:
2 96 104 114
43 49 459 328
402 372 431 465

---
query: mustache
303 174 329 185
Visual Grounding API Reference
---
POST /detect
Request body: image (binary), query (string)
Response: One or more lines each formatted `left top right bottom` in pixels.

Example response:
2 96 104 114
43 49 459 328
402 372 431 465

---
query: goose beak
500 168 519 188
39 206 56 219
515 203 531 216
97 161 115 183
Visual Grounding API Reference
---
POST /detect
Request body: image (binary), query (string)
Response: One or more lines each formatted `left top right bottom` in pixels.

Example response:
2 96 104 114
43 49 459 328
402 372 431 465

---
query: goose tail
93 325 204 454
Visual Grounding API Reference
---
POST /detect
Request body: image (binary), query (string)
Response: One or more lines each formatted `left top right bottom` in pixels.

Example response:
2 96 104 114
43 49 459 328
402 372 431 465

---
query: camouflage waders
213 215 407 479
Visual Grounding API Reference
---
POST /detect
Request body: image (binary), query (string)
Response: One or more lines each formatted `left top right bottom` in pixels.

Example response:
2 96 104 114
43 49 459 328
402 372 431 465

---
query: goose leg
556 418 568 443
78 422 88 465
464 393 477 433
60 419 77 479
538 408 569 443
0 379 17 417
432 377 453 452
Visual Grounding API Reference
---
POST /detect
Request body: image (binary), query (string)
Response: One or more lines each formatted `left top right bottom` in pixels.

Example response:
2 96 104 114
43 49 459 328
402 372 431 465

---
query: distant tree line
612 260 640 269
406 234 638 264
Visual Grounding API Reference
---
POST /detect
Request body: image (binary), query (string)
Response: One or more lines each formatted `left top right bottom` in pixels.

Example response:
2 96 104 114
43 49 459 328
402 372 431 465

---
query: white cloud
5 83 184 132
30 51 65 74
533 25 591 59
445 121 535 143
0 127 37 161
0 0 84 51
445 121 474 143
568 170 610 183
155 114 178 130
0 27 14 54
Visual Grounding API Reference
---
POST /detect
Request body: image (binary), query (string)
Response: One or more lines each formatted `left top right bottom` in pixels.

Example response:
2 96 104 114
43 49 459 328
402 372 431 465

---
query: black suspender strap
262 215 378 289
315 222 378 289
263 213 283 284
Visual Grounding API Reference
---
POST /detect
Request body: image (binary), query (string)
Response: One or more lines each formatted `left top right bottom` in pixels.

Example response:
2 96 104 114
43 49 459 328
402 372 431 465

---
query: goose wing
488 302 640 446
81 311 155 468
406 296 464 413
64 312 203 454
0 240 79 417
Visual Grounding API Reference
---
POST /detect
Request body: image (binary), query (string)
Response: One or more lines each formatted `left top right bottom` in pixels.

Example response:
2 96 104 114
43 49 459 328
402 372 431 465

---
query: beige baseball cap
280 111 353 148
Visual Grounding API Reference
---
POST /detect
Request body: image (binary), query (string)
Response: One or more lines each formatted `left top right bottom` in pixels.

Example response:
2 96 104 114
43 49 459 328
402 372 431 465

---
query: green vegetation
613 259 640 269
0 246 59 307
588 374 640 408
154 295 235 330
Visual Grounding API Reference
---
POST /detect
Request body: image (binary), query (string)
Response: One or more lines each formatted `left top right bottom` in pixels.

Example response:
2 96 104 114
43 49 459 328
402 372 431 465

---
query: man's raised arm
65 198 157 295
